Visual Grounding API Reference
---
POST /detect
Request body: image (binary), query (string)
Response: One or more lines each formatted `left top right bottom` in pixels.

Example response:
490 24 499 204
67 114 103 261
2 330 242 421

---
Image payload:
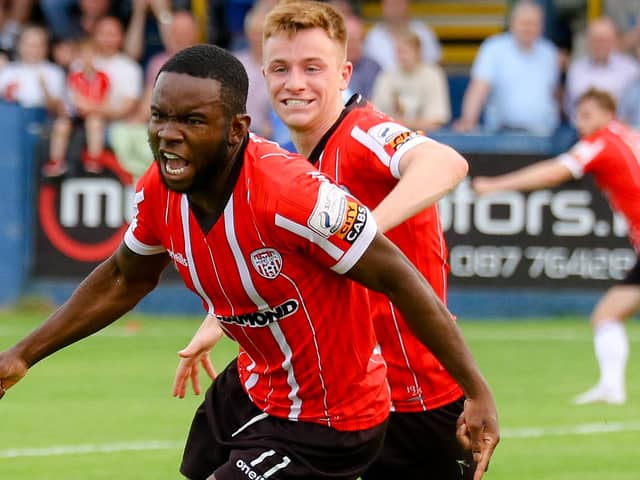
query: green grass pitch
0 310 639 479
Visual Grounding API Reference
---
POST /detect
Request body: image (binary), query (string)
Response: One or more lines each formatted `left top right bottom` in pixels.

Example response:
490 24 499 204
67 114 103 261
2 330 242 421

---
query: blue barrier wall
0 103 46 305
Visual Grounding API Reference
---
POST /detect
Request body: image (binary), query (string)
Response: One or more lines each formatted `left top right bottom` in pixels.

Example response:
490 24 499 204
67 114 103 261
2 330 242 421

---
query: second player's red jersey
124 134 389 431
559 120 640 251
308 96 463 412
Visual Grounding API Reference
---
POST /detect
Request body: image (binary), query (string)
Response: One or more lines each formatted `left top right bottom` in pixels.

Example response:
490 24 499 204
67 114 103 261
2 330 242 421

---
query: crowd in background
2 0 640 180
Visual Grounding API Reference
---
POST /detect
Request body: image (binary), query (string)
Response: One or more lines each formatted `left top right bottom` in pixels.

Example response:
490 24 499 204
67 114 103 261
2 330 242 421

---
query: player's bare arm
453 79 491 132
373 141 468 232
473 158 574 195
0 243 170 398
347 233 499 479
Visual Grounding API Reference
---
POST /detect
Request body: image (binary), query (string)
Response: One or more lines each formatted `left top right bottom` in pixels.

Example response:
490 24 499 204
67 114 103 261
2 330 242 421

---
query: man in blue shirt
454 0 560 135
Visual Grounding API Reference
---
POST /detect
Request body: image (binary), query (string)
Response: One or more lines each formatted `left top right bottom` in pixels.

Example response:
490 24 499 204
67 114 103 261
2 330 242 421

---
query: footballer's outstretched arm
0 243 170 398
473 158 574 195
346 232 499 479
373 141 468 233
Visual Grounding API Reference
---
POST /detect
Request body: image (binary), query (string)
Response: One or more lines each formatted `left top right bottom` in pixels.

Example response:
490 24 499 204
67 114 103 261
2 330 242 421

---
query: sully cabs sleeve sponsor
351 121 430 178
274 171 377 273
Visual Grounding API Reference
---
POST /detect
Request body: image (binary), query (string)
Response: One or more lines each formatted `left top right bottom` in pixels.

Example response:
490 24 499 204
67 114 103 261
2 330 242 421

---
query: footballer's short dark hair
158 44 248 116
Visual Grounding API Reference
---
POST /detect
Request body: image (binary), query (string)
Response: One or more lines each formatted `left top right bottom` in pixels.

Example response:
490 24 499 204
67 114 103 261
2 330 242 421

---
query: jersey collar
308 94 367 165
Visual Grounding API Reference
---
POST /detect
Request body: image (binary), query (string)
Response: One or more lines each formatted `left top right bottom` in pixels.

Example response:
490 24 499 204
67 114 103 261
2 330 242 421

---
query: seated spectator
603 0 640 58
51 36 79 73
123 0 174 65
0 25 65 110
371 30 450 131
564 17 640 121
68 15 142 181
233 2 273 138
454 0 560 135
343 12 381 101
109 10 198 180
0 0 34 56
40 0 113 41
617 77 640 128
44 38 109 177
362 0 441 71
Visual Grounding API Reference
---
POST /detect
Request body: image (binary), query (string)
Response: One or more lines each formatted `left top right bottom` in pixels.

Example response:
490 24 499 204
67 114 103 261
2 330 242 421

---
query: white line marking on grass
503 421 640 439
0 441 183 458
463 331 640 342
4 421 640 458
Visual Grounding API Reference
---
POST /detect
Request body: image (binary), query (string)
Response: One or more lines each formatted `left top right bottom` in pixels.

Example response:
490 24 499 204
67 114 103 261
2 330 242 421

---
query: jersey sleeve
349 119 431 179
123 166 166 255
557 137 606 179
272 170 378 274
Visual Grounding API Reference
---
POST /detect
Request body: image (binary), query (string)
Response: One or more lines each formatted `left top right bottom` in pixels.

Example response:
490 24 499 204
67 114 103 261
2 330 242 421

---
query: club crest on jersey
368 122 415 151
308 182 348 237
250 248 283 279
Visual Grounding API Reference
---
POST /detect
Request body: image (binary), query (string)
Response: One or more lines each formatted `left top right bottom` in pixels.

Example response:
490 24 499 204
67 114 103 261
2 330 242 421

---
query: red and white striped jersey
308 96 463 412
559 120 640 251
124 135 390 431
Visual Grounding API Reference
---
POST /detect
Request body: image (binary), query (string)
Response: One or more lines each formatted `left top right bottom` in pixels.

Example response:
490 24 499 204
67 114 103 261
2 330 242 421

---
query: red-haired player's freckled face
263 28 352 137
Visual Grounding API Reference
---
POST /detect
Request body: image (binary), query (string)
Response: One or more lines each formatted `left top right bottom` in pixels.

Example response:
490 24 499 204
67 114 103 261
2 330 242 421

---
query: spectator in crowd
603 0 640 58
453 0 560 135
44 38 110 177
72 15 142 179
564 16 640 121
343 11 381 101
473 89 640 406
0 0 34 56
109 10 198 180
618 76 640 128
51 36 80 72
363 0 441 71
233 2 273 138
123 0 175 65
40 0 113 42
372 29 450 132
0 25 65 110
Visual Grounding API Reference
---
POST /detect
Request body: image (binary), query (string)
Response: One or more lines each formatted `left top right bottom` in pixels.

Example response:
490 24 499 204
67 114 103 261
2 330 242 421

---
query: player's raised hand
456 397 500 480
172 315 223 398
0 350 29 400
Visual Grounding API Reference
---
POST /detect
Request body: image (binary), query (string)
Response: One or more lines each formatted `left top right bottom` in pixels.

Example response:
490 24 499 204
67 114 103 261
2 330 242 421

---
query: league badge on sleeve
307 182 348 237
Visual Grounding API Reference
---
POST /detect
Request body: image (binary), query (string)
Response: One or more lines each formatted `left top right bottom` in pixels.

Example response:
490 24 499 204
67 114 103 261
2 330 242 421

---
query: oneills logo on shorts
217 299 299 327
250 248 282 279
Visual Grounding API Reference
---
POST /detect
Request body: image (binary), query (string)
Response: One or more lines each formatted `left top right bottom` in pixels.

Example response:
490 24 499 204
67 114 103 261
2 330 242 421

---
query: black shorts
621 255 640 285
362 397 476 480
180 360 387 480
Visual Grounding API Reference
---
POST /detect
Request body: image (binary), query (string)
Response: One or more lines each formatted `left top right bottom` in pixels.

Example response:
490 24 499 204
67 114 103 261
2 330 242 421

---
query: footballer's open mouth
160 151 190 176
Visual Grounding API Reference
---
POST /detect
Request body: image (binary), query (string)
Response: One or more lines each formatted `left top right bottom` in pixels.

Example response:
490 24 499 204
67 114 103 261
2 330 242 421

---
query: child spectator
372 30 451 131
0 25 65 110
43 38 110 177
